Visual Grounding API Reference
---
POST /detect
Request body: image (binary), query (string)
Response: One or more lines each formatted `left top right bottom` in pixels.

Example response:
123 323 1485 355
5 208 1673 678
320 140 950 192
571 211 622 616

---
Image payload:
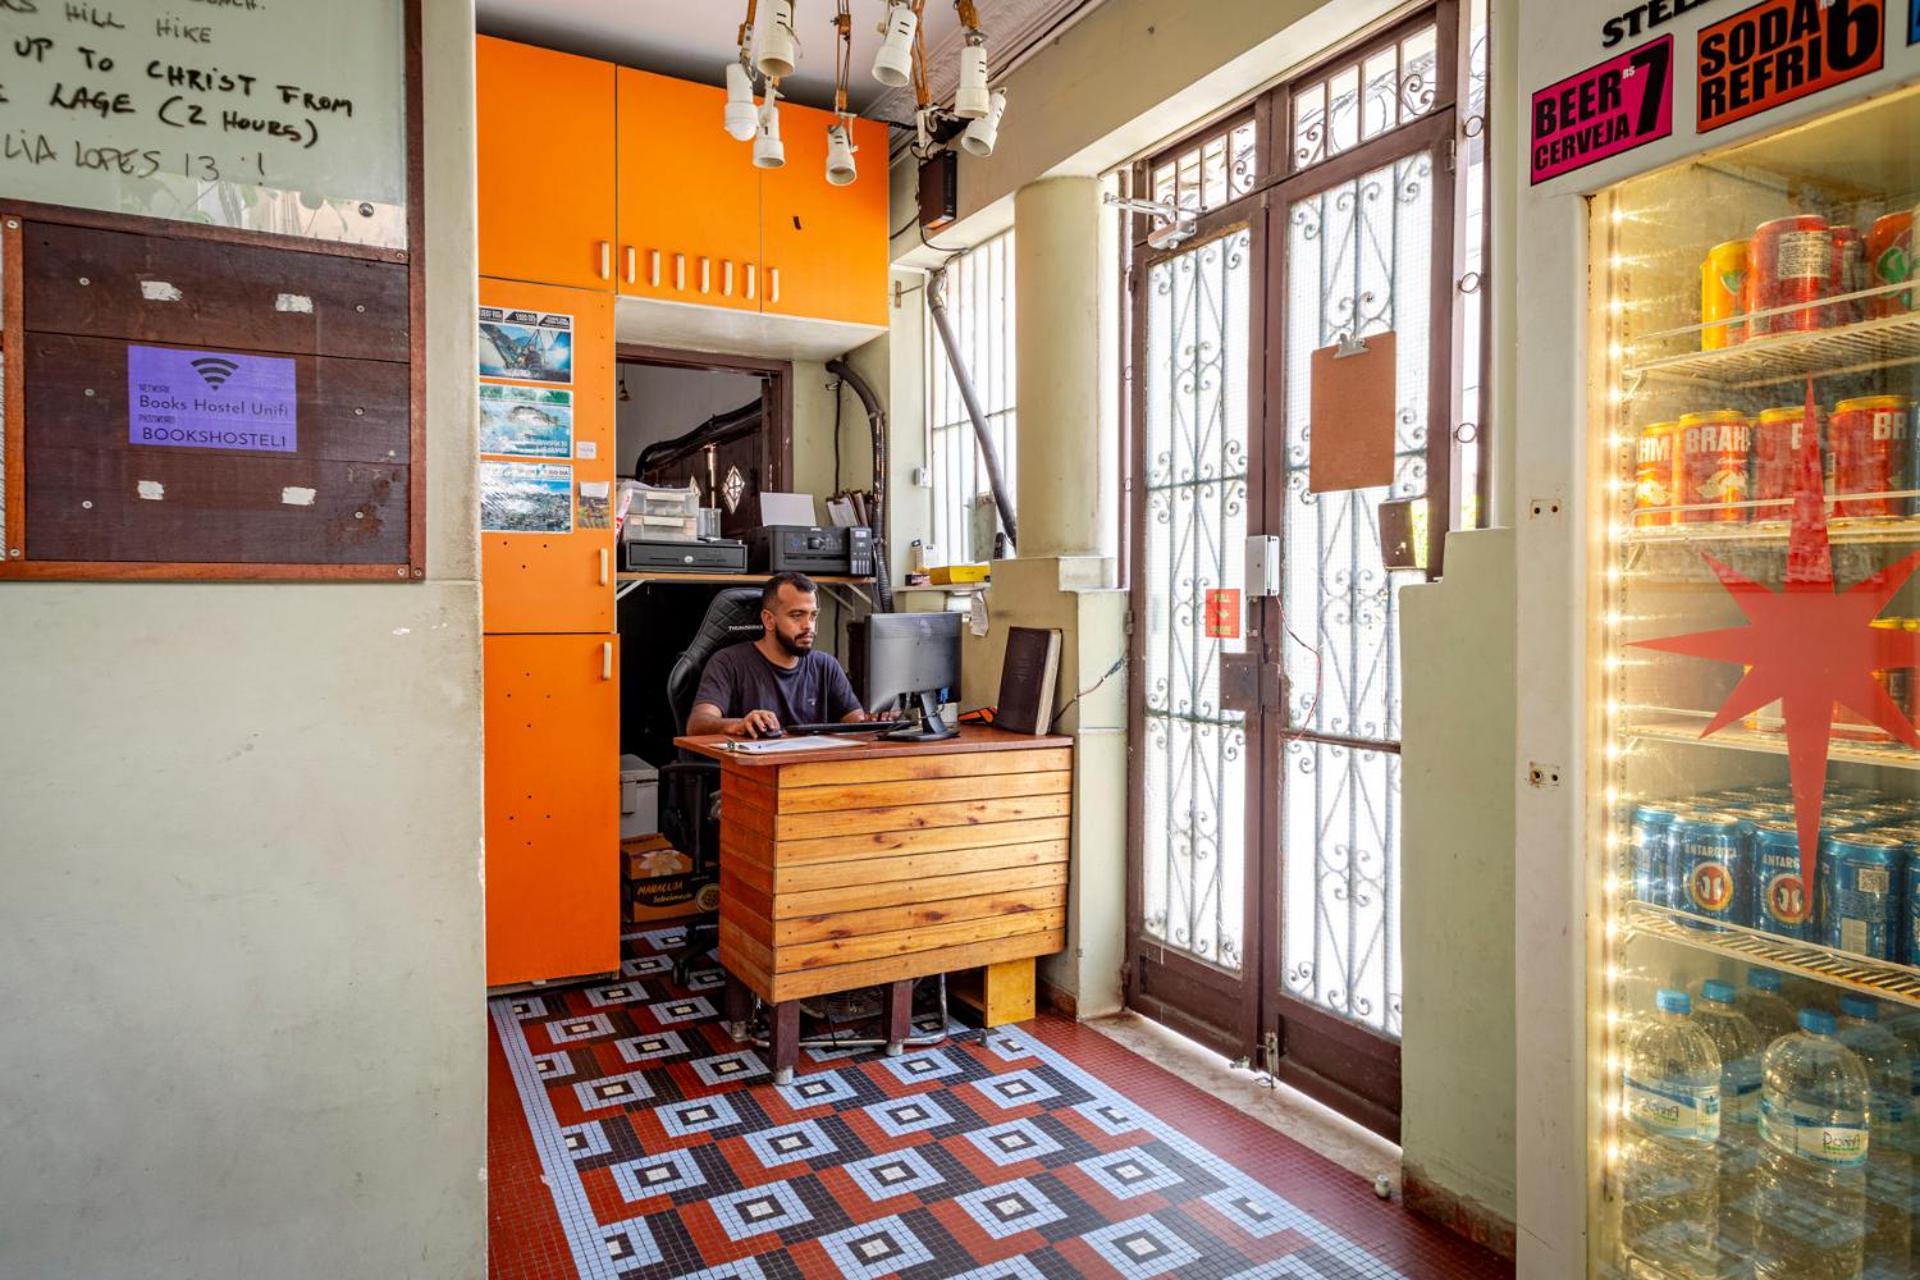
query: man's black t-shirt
693 642 861 728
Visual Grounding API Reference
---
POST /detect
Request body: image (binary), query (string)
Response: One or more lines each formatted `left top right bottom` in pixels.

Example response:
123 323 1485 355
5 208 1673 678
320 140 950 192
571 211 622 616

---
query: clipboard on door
1308 330 1397 494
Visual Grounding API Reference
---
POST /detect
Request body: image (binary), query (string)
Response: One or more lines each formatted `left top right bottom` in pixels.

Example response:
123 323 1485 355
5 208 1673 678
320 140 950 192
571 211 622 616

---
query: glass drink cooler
1594 88 1920 1278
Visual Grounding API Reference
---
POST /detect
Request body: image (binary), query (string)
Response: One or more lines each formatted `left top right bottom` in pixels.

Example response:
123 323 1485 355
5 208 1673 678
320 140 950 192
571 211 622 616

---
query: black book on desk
997 626 1062 735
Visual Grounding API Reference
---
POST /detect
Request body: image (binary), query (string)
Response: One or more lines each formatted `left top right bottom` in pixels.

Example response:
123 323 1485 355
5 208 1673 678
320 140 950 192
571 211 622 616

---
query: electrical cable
832 374 844 492
1054 653 1127 722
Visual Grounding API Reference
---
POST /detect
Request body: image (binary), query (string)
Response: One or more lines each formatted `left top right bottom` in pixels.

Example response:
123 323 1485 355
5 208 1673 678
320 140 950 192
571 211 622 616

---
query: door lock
1245 535 1281 598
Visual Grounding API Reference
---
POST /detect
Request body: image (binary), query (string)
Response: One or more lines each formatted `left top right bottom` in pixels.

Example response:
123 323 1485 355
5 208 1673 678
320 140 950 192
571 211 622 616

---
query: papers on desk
719 735 844 755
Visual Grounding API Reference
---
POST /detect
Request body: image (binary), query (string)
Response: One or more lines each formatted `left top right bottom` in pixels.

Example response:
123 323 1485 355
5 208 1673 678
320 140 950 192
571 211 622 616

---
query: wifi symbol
191 356 240 388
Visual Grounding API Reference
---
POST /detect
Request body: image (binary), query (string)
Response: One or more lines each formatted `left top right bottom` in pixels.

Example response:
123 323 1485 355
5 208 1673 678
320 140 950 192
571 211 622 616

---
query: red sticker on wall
1530 36 1674 185
1697 0 1885 132
1205 589 1241 640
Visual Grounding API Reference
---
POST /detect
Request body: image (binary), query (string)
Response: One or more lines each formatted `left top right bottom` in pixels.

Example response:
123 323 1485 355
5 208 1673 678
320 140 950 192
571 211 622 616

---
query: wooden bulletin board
0 0 426 581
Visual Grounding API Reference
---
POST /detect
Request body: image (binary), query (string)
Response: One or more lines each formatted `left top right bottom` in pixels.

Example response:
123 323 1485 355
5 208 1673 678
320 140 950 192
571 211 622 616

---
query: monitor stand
879 690 958 742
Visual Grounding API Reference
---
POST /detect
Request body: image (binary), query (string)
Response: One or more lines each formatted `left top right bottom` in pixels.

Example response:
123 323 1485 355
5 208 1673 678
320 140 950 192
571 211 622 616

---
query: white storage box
617 481 701 543
619 754 659 840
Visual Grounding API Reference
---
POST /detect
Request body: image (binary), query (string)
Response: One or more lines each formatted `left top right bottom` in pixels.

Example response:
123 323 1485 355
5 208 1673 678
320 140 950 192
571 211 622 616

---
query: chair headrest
667 587 766 729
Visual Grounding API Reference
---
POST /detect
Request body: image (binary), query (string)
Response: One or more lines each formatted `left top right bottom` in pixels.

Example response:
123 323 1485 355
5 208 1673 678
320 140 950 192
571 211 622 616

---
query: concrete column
1013 176 1117 563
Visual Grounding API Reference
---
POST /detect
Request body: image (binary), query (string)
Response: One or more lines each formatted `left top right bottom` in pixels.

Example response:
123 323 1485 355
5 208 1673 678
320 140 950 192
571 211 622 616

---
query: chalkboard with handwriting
0 0 409 248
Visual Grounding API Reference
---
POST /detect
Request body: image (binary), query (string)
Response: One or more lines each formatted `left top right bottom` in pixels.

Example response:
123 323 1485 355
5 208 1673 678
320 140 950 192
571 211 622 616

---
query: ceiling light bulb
825 122 857 186
753 95 786 169
872 0 918 88
954 36 990 119
758 0 799 79
723 61 758 141
960 88 1006 158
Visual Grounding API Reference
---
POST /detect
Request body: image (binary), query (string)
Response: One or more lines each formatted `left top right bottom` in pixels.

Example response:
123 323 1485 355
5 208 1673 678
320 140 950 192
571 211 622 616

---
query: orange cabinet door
477 36 617 291
479 280 615 635
485 633 620 987
617 68 762 311
759 107 889 327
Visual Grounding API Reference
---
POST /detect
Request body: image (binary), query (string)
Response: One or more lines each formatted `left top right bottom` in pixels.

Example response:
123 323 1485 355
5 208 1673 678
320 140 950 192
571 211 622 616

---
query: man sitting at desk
686 571 871 738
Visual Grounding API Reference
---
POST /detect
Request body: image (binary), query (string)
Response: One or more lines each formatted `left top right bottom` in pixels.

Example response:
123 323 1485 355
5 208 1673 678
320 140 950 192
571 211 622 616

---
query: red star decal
1631 381 1920 891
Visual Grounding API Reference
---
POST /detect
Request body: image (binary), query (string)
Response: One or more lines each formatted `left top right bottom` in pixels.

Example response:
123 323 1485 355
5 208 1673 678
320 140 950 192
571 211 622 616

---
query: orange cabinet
479 280 615 635
484 633 620 987
760 106 890 327
617 68 761 311
477 37 617 292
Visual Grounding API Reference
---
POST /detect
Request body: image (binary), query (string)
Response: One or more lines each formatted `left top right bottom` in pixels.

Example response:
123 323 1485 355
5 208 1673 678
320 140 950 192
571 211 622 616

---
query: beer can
1750 404 1823 521
1834 617 1907 741
1632 421 1679 527
1830 395 1909 518
1671 813 1746 931
1750 822 1816 941
1702 239 1749 350
1630 804 1681 907
1751 215 1832 336
1676 410 1752 523
1829 225 1866 327
1866 210 1913 317
1820 833 1901 960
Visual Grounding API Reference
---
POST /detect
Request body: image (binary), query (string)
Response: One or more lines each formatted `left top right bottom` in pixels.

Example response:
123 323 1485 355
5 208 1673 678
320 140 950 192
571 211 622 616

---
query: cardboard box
621 834 713 923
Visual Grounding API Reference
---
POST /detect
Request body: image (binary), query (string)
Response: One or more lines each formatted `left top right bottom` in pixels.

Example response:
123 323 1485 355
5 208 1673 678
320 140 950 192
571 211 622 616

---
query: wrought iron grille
1276 151 1434 1038
1139 228 1253 972
1291 21 1439 173
1149 116 1258 234
925 230 1016 565
1454 0 1489 531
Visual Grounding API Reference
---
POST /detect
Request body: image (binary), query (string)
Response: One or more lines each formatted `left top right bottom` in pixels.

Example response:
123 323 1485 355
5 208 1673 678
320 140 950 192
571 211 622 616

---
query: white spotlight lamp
753 92 786 169
758 0 799 80
872 0 918 88
954 35 990 119
826 121 857 186
723 61 759 141
960 88 1006 158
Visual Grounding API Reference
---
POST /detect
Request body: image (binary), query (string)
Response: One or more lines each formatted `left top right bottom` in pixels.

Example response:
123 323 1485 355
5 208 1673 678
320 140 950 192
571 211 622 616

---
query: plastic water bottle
1736 968 1797 1046
1754 1009 1872 1280
1696 979 1764 1277
1619 988 1722 1278
1838 995 1913 1279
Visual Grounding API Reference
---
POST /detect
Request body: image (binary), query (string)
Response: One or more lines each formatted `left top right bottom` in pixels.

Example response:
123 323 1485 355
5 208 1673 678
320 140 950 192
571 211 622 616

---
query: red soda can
1867 211 1913 317
1677 410 1752 523
1830 225 1865 326
1830 395 1910 517
1751 215 1832 336
1751 404 1822 521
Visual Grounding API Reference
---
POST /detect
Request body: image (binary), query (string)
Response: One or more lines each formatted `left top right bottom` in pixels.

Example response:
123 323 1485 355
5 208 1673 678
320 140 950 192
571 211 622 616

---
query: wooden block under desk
952 958 1038 1027
699 729 1074 1008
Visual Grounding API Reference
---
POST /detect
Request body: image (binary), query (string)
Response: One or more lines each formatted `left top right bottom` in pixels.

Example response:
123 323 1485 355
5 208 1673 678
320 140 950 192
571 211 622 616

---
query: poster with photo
479 383 573 458
478 306 573 384
481 461 573 534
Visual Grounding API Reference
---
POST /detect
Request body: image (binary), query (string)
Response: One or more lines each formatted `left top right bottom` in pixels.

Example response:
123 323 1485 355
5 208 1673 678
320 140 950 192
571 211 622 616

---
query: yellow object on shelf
930 564 991 585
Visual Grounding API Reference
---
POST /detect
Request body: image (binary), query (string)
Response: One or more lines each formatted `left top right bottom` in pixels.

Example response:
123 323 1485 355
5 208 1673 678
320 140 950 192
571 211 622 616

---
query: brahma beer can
1701 240 1748 349
1830 395 1909 517
1671 813 1745 932
1750 215 1832 336
1676 410 1751 523
1829 225 1865 327
1867 211 1913 317
1749 822 1815 942
1820 833 1901 960
1750 404 1822 521
1633 421 1679 526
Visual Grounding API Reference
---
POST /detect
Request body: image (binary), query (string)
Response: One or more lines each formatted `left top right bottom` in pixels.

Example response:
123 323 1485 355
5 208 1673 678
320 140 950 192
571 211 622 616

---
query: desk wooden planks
707 733 1072 1003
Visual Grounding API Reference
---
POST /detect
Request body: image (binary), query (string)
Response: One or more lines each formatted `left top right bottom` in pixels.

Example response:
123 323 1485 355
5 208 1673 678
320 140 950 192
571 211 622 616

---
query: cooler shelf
1621 511 1920 548
1624 900 1920 1007
1622 711 1920 771
1625 308 1920 389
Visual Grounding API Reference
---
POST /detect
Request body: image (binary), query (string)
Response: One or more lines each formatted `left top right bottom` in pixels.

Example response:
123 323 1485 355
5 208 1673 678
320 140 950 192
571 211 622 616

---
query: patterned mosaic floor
488 926 1513 1280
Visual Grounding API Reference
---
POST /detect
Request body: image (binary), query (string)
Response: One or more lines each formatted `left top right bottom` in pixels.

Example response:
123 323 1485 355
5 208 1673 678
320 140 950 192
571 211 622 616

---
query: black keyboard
783 720 911 736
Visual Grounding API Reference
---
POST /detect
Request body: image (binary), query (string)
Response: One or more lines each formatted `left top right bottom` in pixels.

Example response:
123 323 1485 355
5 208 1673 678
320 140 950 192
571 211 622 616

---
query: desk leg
770 1000 800 1085
723 975 752 1043
885 979 913 1056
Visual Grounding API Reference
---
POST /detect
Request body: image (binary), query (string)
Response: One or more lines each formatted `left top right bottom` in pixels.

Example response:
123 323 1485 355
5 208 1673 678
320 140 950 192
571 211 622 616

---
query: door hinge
1260 1029 1280 1078
1446 137 1458 173
1123 608 1135 637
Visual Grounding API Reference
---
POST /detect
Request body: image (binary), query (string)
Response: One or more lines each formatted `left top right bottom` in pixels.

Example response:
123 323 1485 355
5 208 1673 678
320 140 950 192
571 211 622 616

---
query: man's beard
774 629 814 657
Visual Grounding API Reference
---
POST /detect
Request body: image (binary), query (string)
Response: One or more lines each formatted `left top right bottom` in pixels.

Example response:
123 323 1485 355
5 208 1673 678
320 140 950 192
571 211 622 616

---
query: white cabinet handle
769 266 780 305
723 261 735 296
601 641 613 681
597 241 612 280
598 547 609 586
745 263 757 301
623 245 636 284
699 258 711 294
673 253 686 292
648 250 661 287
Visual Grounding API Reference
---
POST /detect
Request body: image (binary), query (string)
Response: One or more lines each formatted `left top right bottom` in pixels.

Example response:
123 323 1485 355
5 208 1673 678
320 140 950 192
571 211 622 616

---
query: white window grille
925 230 1016 566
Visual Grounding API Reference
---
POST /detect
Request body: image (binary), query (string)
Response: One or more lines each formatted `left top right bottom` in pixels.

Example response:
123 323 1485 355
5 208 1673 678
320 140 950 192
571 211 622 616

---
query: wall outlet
1527 762 1563 789
1527 496 1563 518
911 466 933 488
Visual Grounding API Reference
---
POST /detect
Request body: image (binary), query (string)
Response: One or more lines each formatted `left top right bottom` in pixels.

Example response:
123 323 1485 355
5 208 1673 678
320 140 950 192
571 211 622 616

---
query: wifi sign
191 356 241 389
125 345 299 454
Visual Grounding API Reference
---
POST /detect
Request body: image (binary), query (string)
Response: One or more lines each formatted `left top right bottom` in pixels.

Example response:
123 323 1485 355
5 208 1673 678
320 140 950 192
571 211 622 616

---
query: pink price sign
1530 35 1673 185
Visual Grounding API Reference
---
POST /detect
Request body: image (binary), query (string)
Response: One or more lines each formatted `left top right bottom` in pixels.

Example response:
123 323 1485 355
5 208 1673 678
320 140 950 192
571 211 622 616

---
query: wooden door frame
614 343 795 493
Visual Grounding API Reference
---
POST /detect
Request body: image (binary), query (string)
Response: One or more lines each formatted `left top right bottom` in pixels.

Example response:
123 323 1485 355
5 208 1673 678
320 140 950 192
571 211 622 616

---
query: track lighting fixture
753 86 786 169
826 122 857 185
723 61 759 141
872 0 917 88
960 87 1005 158
758 0 799 79
954 31 989 119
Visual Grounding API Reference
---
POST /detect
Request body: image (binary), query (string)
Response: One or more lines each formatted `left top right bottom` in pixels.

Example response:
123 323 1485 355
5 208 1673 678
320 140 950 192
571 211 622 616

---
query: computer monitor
863 611 962 742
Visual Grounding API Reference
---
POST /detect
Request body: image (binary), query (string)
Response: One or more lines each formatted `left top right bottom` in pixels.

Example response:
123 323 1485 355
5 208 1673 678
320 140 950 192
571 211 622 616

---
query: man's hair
761 571 818 612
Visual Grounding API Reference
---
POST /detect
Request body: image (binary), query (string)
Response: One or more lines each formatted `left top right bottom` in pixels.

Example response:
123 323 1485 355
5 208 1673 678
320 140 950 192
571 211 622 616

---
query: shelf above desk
615 571 877 603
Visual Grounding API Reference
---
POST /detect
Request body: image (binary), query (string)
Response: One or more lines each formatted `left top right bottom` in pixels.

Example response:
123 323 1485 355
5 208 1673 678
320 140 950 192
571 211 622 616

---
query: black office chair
660 587 764 982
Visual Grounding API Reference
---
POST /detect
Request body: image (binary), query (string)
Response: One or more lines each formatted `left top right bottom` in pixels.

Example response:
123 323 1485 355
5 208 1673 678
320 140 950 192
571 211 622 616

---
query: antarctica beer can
1750 822 1815 941
1630 804 1681 907
1672 813 1745 931
1820 833 1901 960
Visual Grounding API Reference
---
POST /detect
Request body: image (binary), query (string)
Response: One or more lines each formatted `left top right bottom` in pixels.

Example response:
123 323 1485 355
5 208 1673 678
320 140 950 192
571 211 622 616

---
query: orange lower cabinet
485 633 620 987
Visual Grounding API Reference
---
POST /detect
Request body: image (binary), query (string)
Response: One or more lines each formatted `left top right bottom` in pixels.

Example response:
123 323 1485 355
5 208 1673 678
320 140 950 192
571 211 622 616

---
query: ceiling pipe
924 266 1017 553
825 354 895 613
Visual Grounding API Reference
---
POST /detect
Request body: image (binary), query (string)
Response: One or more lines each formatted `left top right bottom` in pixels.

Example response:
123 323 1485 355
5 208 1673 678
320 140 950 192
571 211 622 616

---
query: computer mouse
757 725 784 739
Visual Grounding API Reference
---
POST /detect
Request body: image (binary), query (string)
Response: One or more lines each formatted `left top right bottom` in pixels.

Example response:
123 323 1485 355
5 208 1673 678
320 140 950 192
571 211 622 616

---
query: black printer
746 526 873 576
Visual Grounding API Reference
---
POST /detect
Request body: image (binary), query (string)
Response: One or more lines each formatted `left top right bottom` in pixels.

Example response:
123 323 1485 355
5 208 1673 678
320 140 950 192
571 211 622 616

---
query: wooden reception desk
675 725 1072 1080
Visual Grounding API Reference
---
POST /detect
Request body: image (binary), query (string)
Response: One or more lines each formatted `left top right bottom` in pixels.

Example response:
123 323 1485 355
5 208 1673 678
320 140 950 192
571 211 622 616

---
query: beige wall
0 1 487 1276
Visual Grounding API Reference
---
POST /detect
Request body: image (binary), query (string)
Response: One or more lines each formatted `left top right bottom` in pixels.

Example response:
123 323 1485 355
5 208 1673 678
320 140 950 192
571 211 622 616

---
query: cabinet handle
746 263 757 301
601 641 613 681
599 547 610 586
623 245 636 284
722 261 735 296
673 253 686 292
769 266 780 305
649 250 661 288
597 241 612 280
699 258 711 295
